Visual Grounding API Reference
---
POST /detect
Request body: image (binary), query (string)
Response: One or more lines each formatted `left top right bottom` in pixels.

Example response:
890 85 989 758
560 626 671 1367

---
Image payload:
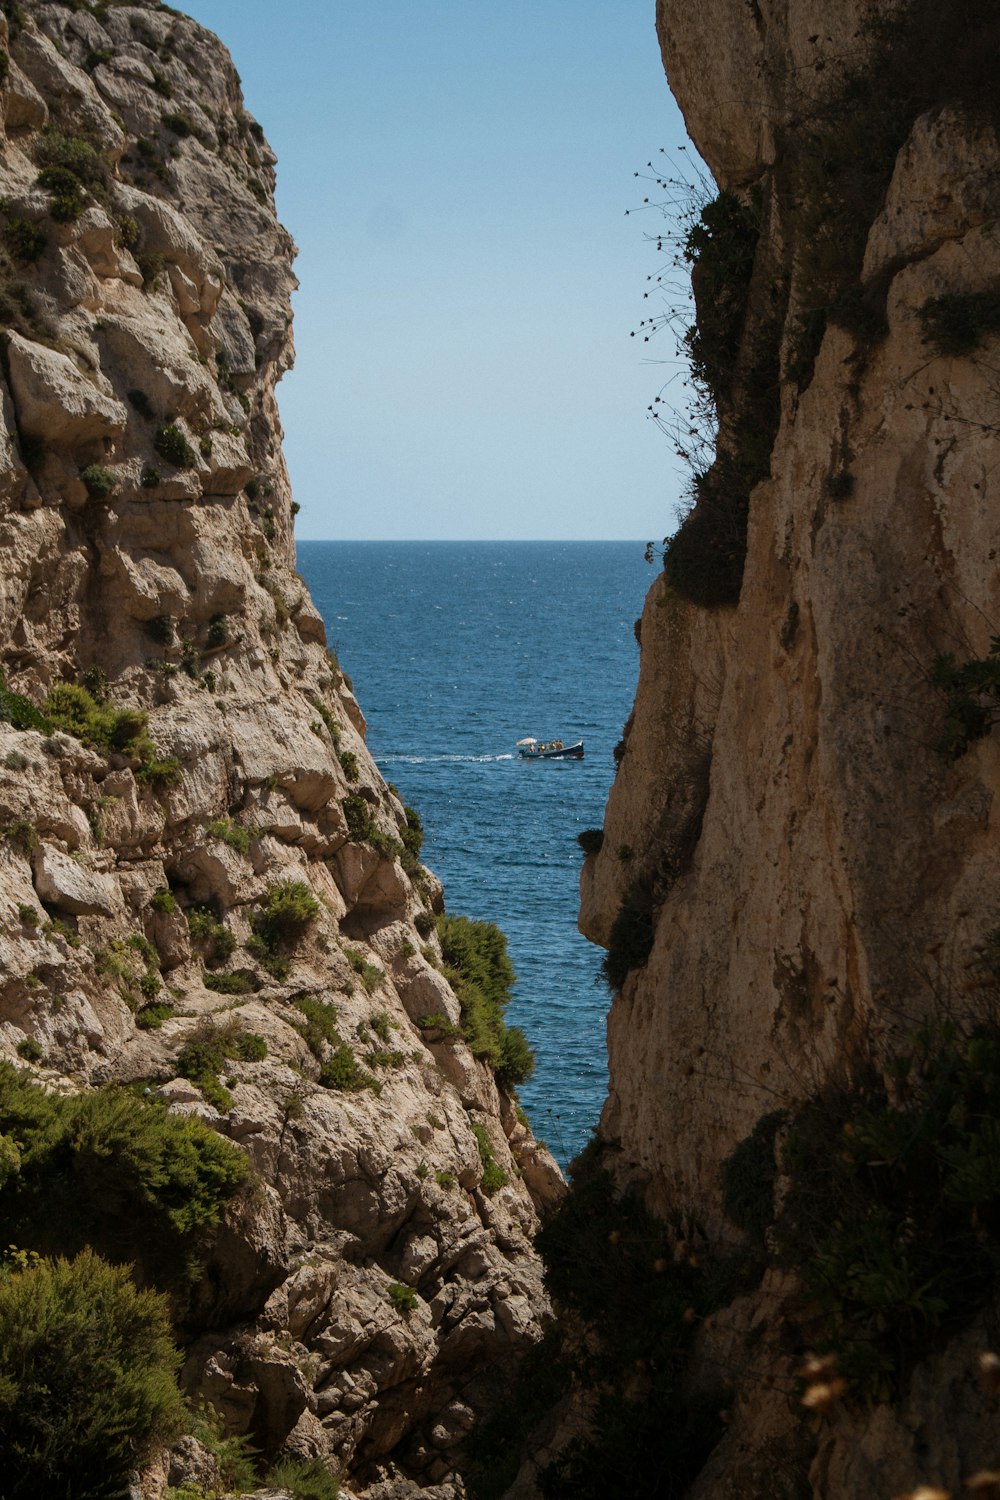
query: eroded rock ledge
0 3 560 1495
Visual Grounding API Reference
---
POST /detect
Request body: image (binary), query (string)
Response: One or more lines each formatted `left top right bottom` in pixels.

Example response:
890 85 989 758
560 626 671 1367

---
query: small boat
516 737 584 760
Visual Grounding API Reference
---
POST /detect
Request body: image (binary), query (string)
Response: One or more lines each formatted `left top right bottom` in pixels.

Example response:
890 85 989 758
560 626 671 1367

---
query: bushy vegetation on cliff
0 1248 184 1500
436 913 535 1091
0 1065 255 1496
661 190 781 609
0 1065 250 1289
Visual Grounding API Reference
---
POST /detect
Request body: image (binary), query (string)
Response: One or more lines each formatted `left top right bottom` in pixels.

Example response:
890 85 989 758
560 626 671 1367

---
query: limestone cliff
576 1 1000 1494
0 3 560 1495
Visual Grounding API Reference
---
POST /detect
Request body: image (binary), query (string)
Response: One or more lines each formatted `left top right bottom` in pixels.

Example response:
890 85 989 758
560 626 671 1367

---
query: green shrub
414 910 436 938
417 1011 458 1037
0 1 24 38
343 792 374 841
682 191 759 409
0 267 42 343
138 252 167 286
206 613 228 648
116 216 141 254
150 887 177 914
34 127 108 192
434 1169 455 1189
186 1401 260 1491
339 793 402 861
43 683 177 793
141 462 161 488
94 936 160 1012
437 914 534 1090
206 818 250 855
36 165 86 221
309 697 341 746
176 1019 266 1109
42 917 79 948
0 1134 20 1187
654 189 779 610
0 1249 184 1500
179 637 200 678
254 879 320 951
370 1010 393 1042
388 1281 418 1314
3 218 46 264
496 1026 535 1092
136 1002 174 1030
401 804 424 867
154 423 196 469
318 1043 379 1095
365 1047 405 1071
186 905 235 965
266 1457 340 1499
149 66 172 98
79 464 115 499
163 111 196 138
339 749 359 781
237 1032 267 1062
202 972 257 995
3 820 38 855
577 828 604 856
343 946 383 995
15 1038 41 1063
0 668 49 733
0 1066 248 1280
472 1122 507 1195
370 827 404 860
135 754 182 791
293 995 339 1058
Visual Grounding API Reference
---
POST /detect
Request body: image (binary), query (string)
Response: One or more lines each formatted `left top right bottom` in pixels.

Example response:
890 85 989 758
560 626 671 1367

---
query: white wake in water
379 753 515 764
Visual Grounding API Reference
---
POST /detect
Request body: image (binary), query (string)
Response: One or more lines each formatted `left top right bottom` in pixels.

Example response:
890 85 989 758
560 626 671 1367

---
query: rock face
578 2 1000 1494
0 4 558 1494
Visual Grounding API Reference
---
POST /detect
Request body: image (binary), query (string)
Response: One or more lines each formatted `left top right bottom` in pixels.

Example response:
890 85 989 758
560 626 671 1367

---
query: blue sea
296 541 651 1167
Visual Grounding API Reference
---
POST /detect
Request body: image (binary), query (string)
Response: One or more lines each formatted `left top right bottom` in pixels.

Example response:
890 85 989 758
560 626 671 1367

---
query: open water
296 541 651 1167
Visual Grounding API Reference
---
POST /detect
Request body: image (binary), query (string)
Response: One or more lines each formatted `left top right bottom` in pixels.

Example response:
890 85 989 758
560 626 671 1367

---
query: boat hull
518 741 584 760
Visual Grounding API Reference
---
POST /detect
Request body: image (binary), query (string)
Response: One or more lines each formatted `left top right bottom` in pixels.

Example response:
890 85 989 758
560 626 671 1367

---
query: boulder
32 843 122 917
6 333 128 448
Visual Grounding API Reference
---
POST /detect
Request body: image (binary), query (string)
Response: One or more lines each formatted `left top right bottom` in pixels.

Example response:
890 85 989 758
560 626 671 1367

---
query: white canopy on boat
516 737 538 746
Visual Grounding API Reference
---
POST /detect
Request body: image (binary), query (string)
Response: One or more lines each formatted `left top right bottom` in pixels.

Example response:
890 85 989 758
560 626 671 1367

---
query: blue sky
182 1 697 540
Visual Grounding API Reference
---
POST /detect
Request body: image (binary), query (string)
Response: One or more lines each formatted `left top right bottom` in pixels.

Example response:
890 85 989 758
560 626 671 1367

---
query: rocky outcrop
0 4 558 1494
578 1 1000 1494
